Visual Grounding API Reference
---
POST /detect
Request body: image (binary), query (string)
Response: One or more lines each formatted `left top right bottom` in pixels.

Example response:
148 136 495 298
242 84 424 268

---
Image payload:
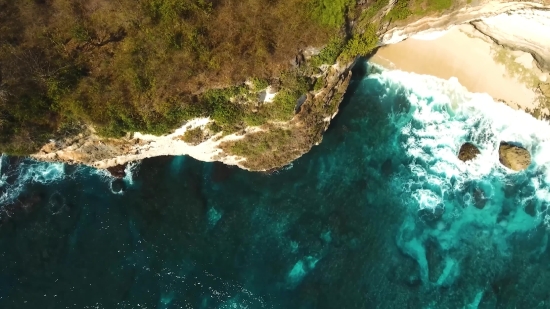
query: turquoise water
1 61 550 308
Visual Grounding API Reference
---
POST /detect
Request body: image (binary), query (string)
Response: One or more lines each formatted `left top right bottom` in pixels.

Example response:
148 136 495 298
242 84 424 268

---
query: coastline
28 1 550 172
371 24 550 114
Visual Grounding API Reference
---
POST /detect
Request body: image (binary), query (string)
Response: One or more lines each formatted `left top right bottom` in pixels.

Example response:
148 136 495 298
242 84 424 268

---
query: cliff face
378 0 550 118
471 8 550 72
381 1 550 72
32 120 250 170
31 0 550 172
32 63 353 171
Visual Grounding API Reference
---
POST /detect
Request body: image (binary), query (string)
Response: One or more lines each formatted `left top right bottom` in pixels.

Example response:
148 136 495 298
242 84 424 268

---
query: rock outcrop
106 164 127 179
31 61 353 172
458 143 481 162
29 0 550 172
498 142 531 171
381 1 550 71
32 118 249 170
471 8 550 72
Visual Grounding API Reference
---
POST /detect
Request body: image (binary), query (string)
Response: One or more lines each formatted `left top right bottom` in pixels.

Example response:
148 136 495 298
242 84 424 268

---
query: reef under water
1 61 550 308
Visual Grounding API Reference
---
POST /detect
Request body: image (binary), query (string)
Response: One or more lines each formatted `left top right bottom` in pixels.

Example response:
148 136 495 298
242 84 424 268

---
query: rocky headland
374 1 550 116
30 0 550 173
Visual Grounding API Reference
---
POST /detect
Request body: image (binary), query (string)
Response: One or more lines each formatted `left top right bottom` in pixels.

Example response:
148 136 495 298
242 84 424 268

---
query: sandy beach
371 24 549 112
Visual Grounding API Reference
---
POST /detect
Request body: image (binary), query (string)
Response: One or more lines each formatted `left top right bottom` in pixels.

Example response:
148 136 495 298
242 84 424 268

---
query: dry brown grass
180 127 205 145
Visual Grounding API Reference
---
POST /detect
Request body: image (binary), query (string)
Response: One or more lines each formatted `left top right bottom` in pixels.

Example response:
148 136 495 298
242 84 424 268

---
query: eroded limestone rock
107 164 127 178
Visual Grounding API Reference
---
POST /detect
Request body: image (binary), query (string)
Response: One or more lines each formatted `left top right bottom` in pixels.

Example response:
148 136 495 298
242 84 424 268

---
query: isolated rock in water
499 142 531 171
458 142 481 162
107 164 126 178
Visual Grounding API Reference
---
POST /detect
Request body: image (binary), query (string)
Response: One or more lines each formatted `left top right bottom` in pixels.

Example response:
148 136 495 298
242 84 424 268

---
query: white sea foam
376 68 550 208
123 161 140 186
104 161 141 195
366 65 550 291
0 155 66 206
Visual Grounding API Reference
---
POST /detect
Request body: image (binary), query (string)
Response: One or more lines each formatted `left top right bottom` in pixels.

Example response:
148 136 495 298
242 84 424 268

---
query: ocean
1 60 549 308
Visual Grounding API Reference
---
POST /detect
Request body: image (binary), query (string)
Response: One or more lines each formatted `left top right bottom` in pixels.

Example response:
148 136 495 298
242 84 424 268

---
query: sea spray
0 156 66 206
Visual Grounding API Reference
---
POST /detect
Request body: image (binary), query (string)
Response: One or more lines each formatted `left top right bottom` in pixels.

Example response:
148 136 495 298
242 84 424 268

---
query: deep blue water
2 61 550 308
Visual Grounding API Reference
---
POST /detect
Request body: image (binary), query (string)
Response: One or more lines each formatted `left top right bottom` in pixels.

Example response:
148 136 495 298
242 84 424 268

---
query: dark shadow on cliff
324 51 380 136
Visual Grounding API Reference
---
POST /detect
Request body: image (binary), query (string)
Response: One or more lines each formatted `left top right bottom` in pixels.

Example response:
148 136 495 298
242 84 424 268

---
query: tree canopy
0 0 356 153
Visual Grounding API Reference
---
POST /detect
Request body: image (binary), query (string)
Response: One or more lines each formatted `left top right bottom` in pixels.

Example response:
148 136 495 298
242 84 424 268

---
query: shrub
243 112 268 126
0 0 342 154
309 38 345 67
256 71 311 120
71 24 92 42
308 0 354 28
340 24 379 62
181 127 204 145
357 0 387 24
313 76 326 92
384 1 412 21
268 90 300 120
426 0 453 11
251 78 269 91
201 86 248 129
229 128 293 158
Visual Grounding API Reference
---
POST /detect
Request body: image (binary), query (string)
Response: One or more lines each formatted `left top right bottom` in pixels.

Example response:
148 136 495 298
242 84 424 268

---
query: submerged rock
473 188 487 209
458 142 481 162
498 142 531 171
381 158 393 176
524 201 536 217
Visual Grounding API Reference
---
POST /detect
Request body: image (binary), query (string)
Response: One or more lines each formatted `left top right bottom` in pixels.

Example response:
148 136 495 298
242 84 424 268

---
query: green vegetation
229 128 293 159
219 0 460 169
251 78 269 91
313 76 326 91
181 127 204 145
310 38 346 67
200 86 248 129
340 24 379 62
426 0 453 11
223 67 352 170
358 0 388 23
0 0 459 156
0 0 339 154
244 71 312 126
308 0 355 28
384 0 454 22
385 0 412 21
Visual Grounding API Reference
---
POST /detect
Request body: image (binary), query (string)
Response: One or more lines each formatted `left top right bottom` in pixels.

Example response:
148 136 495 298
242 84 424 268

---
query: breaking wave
362 63 550 303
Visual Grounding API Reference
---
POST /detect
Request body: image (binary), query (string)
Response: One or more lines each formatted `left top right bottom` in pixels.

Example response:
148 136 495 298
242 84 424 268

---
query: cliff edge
30 0 550 172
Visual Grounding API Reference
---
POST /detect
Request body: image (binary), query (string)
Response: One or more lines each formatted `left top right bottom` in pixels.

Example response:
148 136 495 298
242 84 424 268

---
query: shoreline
27 1 550 172
371 24 550 114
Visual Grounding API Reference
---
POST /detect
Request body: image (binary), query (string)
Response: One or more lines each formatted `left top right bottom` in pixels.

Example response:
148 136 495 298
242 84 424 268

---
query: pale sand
371 24 548 111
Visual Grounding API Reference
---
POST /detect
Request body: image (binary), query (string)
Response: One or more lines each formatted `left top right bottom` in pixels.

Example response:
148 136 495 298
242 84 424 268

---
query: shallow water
1 61 550 308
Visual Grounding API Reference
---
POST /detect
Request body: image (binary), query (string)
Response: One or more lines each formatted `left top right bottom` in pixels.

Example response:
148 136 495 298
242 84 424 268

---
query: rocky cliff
381 1 550 72
31 0 550 172
32 62 353 171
